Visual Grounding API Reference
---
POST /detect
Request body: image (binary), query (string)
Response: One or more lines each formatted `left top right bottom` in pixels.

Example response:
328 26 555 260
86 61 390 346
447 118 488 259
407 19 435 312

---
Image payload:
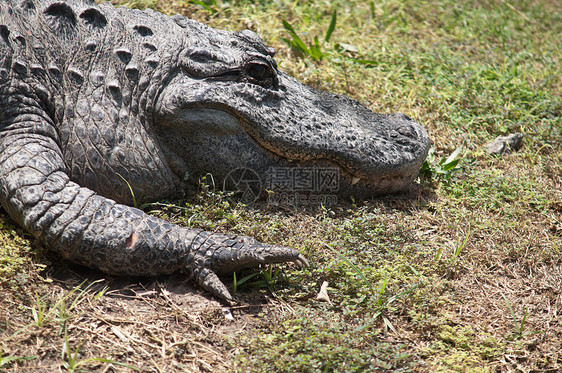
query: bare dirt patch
2 262 284 372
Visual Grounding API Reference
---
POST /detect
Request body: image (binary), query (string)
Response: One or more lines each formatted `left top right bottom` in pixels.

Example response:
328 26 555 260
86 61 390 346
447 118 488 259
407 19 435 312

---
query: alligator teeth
351 177 360 185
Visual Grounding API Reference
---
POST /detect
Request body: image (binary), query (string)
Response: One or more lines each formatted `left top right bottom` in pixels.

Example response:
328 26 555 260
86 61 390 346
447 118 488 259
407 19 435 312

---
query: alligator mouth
167 105 425 195
264 156 420 196
176 107 380 182
235 114 426 194
232 116 423 195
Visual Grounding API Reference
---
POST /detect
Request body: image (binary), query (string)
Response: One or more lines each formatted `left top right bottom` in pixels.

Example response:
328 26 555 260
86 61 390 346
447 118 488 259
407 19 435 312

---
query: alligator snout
234 72 430 195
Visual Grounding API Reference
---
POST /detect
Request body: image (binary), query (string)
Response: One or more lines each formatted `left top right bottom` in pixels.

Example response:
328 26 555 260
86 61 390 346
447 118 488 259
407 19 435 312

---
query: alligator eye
246 62 276 86
248 64 267 80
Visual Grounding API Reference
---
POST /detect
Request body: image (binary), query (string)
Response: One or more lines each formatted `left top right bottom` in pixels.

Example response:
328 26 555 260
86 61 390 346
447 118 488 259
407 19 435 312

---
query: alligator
0 0 430 301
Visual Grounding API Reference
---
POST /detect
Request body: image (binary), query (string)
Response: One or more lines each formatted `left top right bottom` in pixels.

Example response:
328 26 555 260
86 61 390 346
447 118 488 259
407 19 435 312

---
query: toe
194 267 234 302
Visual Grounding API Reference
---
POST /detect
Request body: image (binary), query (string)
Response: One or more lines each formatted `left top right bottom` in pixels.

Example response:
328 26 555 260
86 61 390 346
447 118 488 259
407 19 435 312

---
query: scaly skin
0 0 428 301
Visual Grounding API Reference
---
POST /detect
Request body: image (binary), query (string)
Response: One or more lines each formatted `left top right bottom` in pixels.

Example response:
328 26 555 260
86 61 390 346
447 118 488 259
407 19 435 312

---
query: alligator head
155 22 430 199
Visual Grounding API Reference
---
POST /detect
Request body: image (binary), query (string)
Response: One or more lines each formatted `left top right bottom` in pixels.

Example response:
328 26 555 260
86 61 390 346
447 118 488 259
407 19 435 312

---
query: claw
294 254 310 268
190 232 309 298
195 267 234 303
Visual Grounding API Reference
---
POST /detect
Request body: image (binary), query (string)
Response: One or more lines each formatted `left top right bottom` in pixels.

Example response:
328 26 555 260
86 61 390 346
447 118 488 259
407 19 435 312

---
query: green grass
2 0 561 371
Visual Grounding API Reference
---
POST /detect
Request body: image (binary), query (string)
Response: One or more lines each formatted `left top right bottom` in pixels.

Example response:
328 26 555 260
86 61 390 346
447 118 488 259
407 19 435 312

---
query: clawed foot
189 234 308 302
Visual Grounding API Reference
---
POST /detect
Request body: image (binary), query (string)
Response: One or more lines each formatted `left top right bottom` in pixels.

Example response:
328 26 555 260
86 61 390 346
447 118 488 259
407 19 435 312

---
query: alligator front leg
0 110 306 301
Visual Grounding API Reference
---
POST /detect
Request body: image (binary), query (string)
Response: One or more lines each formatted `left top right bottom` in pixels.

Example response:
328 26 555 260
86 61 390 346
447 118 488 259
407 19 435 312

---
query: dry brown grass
2 261 276 371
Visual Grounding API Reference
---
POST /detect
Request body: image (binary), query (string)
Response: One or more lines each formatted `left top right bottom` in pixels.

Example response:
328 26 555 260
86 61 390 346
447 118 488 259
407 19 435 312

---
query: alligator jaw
157 102 428 196
164 108 244 136
270 157 425 196
239 72 431 188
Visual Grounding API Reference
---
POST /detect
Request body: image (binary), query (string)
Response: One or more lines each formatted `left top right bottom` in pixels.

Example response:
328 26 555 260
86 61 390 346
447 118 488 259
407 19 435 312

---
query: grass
1 0 561 371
